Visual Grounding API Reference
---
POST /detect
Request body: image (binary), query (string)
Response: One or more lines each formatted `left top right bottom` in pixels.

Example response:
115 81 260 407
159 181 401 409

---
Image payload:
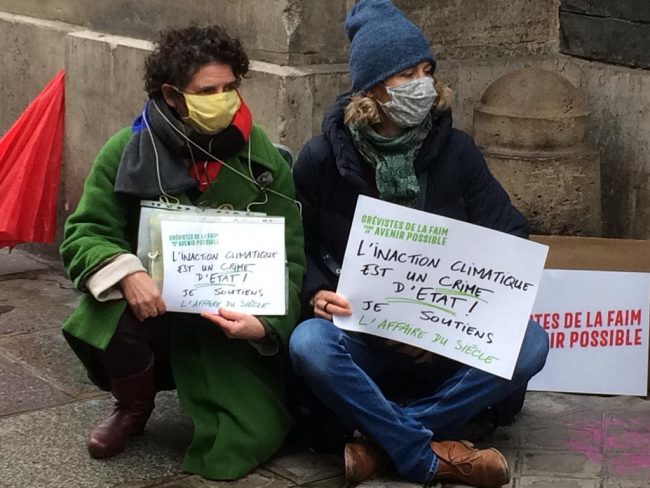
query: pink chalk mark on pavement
566 416 650 476
565 418 604 464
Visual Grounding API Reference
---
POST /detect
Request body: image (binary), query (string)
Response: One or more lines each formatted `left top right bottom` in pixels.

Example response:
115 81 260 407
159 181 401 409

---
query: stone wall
558 0 650 237
576 60 650 237
62 31 154 214
0 0 564 139
0 0 649 239
442 53 650 238
0 8 351 240
0 0 354 65
395 0 560 60
560 0 650 69
0 13 78 137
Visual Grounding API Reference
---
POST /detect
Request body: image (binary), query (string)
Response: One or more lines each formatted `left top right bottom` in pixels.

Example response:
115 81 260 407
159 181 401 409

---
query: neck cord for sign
141 103 180 205
246 133 269 211
149 100 301 215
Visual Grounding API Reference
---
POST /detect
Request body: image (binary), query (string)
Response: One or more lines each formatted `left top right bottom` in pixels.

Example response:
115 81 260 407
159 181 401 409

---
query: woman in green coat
60 26 305 480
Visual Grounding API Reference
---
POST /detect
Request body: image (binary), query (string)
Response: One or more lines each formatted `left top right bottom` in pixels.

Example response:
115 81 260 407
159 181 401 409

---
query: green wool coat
60 125 306 480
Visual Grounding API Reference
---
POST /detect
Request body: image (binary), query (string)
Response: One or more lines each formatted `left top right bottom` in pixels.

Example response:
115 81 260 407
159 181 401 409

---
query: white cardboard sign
334 196 548 379
528 269 649 396
159 216 286 315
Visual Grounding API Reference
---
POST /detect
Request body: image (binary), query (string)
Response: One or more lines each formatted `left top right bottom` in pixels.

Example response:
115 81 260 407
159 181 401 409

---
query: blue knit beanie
345 0 436 93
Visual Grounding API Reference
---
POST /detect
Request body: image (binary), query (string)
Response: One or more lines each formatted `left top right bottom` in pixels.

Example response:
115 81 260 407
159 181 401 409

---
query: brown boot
344 436 390 485
87 357 156 459
431 440 510 488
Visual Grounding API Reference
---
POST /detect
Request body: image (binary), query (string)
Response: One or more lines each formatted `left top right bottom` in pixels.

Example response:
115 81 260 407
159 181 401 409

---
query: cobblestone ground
1 248 649 488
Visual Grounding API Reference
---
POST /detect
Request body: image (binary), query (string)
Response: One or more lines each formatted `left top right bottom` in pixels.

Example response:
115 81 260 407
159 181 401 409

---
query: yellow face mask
180 89 241 135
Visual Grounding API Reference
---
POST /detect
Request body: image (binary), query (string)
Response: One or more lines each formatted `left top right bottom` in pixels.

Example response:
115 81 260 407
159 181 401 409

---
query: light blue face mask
379 76 437 128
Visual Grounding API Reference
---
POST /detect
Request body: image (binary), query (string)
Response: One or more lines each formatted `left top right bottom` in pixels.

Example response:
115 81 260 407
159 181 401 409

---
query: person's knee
289 319 340 377
513 320 550 382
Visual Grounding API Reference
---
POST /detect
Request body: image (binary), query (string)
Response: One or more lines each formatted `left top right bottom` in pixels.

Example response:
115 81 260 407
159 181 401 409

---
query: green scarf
349 114 432 208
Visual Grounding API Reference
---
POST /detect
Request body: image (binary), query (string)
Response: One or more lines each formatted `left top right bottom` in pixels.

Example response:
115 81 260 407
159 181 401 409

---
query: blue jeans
289 319 549 483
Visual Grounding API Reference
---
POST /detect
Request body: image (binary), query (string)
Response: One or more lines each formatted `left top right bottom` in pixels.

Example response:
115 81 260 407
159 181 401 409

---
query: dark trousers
97 307 173 380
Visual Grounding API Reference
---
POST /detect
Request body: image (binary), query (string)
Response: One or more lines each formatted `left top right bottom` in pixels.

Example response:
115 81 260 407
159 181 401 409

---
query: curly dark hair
144 25 249 98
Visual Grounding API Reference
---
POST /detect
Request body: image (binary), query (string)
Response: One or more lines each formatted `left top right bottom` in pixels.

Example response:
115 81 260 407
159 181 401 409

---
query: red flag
0 71 65 249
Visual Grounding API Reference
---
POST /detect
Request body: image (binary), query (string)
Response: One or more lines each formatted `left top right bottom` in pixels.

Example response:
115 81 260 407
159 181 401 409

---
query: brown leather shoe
431 440 510 487
87 357 156 459
344 436 390 485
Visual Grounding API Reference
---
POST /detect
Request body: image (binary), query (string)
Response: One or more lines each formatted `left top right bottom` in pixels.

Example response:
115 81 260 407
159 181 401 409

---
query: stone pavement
1 247 649 488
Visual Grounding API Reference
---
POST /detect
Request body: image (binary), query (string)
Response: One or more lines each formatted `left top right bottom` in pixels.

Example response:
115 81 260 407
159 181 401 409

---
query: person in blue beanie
289 0 549 486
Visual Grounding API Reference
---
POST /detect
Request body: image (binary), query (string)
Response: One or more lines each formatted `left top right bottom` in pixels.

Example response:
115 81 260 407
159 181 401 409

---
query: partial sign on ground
529 270 649 396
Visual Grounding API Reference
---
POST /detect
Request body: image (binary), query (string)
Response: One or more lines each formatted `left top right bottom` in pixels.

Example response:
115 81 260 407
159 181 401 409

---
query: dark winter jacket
293 95 528 308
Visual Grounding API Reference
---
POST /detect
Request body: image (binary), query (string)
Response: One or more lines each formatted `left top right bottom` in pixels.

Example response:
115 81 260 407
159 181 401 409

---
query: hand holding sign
201 309 266 340
311 290 352 320
120 271 166 321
